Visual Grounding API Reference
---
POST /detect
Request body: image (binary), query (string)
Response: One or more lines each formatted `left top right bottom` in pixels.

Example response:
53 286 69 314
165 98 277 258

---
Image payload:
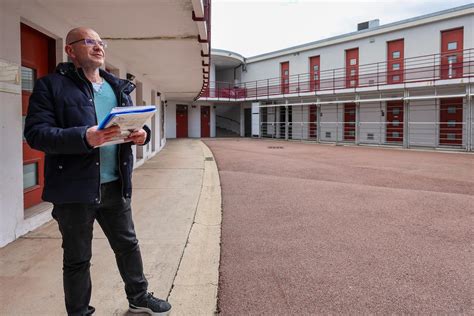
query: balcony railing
201 48 474 100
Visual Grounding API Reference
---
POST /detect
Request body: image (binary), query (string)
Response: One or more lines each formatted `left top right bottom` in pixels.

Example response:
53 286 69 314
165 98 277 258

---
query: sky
211 0 473 57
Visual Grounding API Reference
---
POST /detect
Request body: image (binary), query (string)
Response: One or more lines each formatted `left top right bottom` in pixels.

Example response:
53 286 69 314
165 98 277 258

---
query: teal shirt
94 80 119 184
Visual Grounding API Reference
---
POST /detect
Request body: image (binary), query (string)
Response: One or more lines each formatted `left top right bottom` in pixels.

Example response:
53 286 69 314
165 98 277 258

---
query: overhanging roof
30 0 210 101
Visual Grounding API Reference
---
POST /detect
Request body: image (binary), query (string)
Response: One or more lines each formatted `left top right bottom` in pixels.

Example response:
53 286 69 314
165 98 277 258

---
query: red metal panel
309 56 320 92
280 62 289 94
439 98 463 146
345 48 359 88
344 103 356 141
176 105 189 138
386 101 404 143
308 105 317 138
441 28 463 79
387 39 404 84
200 106 210 137
21 23 55 209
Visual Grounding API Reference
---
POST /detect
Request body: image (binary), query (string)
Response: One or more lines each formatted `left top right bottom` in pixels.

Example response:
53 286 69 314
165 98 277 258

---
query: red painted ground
203 139 473 315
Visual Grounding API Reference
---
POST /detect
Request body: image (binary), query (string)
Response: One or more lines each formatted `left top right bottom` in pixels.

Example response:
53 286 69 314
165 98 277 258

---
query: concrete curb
168 141 222 315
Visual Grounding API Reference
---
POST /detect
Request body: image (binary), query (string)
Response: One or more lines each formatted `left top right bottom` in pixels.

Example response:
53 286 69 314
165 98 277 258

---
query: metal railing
259 100 473 151
201 48 474 100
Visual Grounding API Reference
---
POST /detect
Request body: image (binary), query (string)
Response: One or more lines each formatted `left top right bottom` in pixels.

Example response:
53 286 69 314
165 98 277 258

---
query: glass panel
393 108 400 115
392 75 400 81
448 55 457 63
350 80 356 86
314 75 319 80
392 63 400 70
23 162 38 190
349 131 355 136
447 133 456 140
22 116 26 140
448 106 457 114
313 65 319 71
392 51 400 59
284 79 289 84
392 120 399 126
393 131 400 138
21 66 36 92
350 69 356 76
350 58 357 66
447 120 456 127
448 42 457 50
284 70 289 76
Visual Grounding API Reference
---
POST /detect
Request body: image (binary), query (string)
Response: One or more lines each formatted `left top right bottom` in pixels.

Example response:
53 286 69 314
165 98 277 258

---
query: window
448 55 457 64
447 120 457 128
392 120 400 126
23 163 38 190
392 75 400 82
350 80 356 86
350 69 356 76
350 58 357 66
448 106 457 114
393 108 400 115
392 63 400 70
392 51 400 59
284 70 289 76
313 65 319 72
447 133 456 140
314 74 319 80
21 66 36 92
448 42 457 50
393 131 400 138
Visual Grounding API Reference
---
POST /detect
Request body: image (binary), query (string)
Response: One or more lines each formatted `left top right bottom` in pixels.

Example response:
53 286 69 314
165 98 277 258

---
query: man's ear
65 45 75 59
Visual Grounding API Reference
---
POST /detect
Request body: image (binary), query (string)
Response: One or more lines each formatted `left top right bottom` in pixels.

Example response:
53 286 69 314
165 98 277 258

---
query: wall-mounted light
126 73 135 81
381 110 385 117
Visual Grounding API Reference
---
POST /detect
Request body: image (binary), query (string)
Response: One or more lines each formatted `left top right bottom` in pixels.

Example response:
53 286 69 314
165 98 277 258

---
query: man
24 27 171 316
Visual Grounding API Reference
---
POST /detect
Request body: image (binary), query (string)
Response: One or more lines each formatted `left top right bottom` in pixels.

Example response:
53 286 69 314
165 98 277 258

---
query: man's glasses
68 38 107 49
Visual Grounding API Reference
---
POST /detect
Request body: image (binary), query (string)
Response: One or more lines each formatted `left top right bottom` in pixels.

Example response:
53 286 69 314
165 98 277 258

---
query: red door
439 98 463 146
387 39 404 84
344 103 356 141
309 105 317 138
345 48 358 88
176 104 188 138
21 23 55 209
309 56 320 92
281 62 289 94
441 28 463 79
386 101 404 143
200 106 210 137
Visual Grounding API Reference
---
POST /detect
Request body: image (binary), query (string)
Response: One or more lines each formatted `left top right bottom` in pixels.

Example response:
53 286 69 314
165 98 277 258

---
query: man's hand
85 125 122 147
125 128 147 145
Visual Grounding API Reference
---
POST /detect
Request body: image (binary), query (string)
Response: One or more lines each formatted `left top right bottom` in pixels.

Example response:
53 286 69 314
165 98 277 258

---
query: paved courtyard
204 139 473 315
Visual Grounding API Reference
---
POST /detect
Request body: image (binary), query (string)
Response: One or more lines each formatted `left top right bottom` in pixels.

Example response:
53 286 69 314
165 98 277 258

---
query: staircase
216 126 240 138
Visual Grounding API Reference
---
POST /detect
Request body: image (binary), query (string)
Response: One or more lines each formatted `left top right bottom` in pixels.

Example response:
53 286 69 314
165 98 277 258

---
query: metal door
21 23 55 209
281 62 289 94
441 28 463 79
386 101 404 143
387 39 404 84
176 104 188 138
200 106 210 137
309 56 320 92
344 103 356 141
345 48 358 88
439 98 463 146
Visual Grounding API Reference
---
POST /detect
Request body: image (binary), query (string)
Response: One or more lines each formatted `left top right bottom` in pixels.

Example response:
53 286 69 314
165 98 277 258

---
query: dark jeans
52 180 148 316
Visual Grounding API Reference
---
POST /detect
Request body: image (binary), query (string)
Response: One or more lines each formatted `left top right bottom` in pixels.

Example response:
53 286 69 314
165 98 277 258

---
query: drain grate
268 146 284 149
204 157 214 161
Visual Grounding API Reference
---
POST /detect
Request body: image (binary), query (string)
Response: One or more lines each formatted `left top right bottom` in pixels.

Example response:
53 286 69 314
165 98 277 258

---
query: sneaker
129 292 172 316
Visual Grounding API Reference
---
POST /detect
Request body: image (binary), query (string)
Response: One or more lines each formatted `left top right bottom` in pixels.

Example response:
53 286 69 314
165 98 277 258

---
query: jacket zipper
76 69 102 204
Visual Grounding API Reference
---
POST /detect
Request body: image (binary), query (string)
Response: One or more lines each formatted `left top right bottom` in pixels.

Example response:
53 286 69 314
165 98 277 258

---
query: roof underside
35 0 209 101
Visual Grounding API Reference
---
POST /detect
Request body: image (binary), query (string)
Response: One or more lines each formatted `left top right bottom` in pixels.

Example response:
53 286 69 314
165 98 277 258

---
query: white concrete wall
0 1 168 247
359 102 384 144
166 102 177 138
242 14 473 83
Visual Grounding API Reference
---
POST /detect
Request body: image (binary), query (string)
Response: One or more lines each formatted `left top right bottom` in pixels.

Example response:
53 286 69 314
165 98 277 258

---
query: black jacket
24 62 151 204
